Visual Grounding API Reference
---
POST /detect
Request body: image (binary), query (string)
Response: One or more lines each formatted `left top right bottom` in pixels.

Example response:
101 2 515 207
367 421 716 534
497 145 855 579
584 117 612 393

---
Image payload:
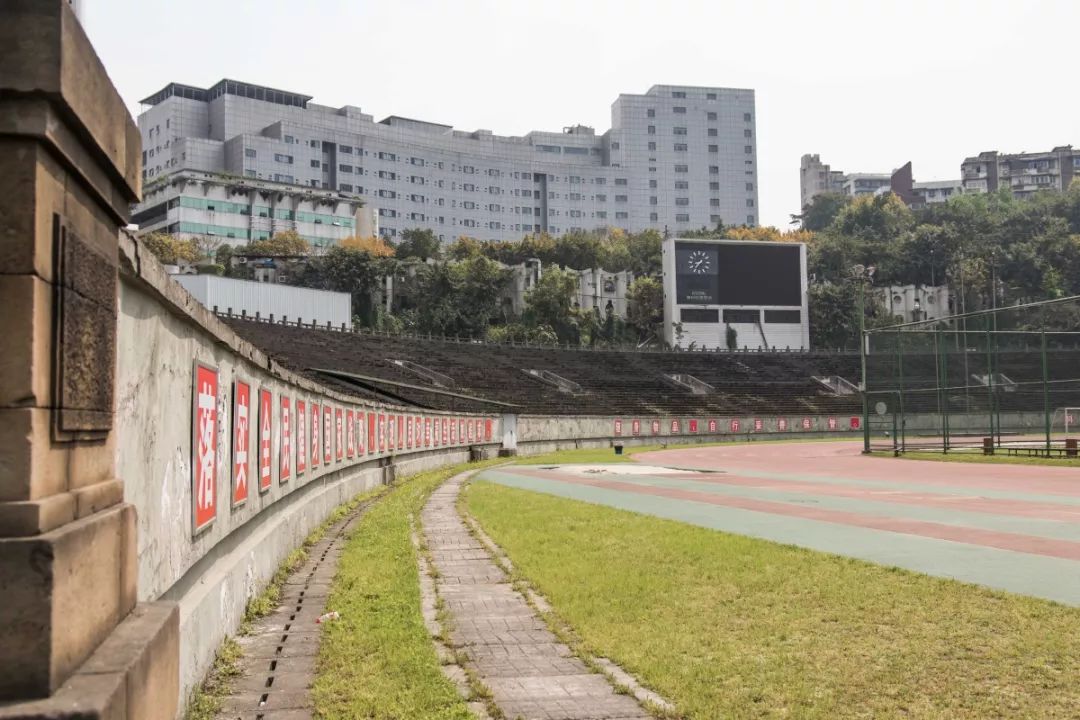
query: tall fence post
1043 330 1051 453
985 326 995 447
896 329 906 453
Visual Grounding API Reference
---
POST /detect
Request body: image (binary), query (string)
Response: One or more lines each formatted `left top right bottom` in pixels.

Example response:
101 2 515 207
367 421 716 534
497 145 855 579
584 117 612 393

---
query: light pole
854 264 876 453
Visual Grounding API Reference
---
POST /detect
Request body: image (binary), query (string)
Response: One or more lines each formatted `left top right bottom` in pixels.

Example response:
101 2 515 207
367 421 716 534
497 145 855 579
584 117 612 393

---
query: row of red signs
612 416 861 436
192 362 494 535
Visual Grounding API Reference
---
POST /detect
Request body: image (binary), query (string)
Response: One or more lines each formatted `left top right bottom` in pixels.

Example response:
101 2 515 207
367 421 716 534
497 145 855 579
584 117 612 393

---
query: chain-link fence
862 295 1080 457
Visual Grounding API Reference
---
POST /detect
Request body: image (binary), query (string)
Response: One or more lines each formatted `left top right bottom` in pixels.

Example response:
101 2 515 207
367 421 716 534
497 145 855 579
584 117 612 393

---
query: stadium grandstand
225 316 861 416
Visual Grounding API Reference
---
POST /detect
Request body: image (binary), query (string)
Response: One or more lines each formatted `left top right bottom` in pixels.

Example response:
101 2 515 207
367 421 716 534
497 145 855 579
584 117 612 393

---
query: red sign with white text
279 395 292 483
754 418 764 432
802 417 812 430
368 412 376 454
651 419 661 435
730 419 741 432
258 388 272 493
778 417 788 432
425 417 432 446
632 419 641 436
485 418 493 441
689 419 698 433
335 408 344 461
670 419 680 434
850 416 861 430
311 403 321 468
398 415 405 450
297 400 307 474
231 379 250 507
614 419 623 436
378 414 386 452
323 406 332 464
708 419 717 433
347 409 355 458
828 417 837 430
193 363 218 533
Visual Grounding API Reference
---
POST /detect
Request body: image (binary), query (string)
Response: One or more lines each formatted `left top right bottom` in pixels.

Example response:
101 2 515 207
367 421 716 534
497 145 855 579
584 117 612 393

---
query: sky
84 0 1078 229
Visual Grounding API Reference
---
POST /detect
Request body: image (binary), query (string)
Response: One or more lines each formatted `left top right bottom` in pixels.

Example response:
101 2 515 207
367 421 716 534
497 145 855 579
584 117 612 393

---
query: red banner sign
193 363 218 533
323 406 332 464
231 379 250 507
708 419 717 433
828 417 837 430
311 403 321 468
651 420 661 435
258 388 272 493
689 419 698 433
632 419 641 435
614 419 623 436
279 395 291 483
730 419 740 432
753 418 763 432
850 416 861 430
335 408 344 461
484 418 492 442
297 400 307 474
670 419 680 434
778 417 788 432
368 412 376 454
802 417 812 430
346 409 355 458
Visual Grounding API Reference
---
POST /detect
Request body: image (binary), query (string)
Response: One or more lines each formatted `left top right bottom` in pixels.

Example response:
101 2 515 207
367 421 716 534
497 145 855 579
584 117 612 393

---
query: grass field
465 479 1080 719
311 460 500 719
515 436 858 467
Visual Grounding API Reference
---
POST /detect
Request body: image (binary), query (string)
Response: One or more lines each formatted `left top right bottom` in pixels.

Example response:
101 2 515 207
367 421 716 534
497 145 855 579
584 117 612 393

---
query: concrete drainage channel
217 496 379 719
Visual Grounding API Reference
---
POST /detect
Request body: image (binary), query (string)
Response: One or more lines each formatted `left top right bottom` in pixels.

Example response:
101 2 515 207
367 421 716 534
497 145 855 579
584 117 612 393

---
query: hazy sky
84 0 1078 229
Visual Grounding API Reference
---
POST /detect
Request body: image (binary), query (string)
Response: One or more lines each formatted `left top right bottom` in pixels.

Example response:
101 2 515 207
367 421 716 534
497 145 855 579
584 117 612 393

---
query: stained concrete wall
115 232 499 708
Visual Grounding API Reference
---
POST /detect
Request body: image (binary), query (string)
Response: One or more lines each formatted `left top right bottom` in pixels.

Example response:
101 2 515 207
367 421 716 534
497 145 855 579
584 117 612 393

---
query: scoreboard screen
674 241 802 307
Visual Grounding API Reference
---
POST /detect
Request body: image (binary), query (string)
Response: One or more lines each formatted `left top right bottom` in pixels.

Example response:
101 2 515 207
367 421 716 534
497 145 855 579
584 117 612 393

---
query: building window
675 180 689 189
707 112 717 121
412 157 425 166
673 106 686 114
611 142 620 150
284 135 295 144
648 141 656 151
709 166 719 174
649 196 658 205
245 148 257 158
596 194 607 202
616 211 629 219
675 164 688 173
650 212 659 221
649 179 658 188
675 197 689 206
747 198 755 207
673 127 687 135
708 128 718 137
338 163 354 173
744 129 753 138
340 183 353 192
274 154 293 164
310 159 321 168
745 145 753 154
710 198 720 207
310 140 321 148
709 145 718 153
340 145 353 154
744 113 752 122
615 195 628 202
706 92 717 100
746 182 754 191
674 143 688 152
379 151 397 161
647 125 656 135
672 91 686 98
747 215 755 224
647 108 655 118
273 174 293 183
676 213 690 222
615 178 628 186
596 211 607 219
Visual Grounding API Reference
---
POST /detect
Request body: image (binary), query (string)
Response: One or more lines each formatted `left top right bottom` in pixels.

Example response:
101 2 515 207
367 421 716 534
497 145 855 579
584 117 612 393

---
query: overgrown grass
465 480 1080 719
515 436 857 467
184 637 243 720
185 485 387 719
893 450 1080 467
311 459 503 719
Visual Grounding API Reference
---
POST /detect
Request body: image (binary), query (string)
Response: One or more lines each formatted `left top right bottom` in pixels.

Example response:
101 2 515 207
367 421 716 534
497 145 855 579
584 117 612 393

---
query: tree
524 266 583 344
302 246 395 325
340 235 395 257
625 276 664 346
447 235 483 260
246 229 310 256
141 232 200 265
395 228 441 261
793 193 851 231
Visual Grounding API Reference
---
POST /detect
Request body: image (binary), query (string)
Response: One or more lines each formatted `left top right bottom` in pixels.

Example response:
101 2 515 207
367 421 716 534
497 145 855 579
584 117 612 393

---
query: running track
477 442 1080 605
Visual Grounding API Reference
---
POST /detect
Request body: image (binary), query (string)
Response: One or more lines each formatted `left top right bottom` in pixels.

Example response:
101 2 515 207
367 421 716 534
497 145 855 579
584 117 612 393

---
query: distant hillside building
961 146 1079 198
133 79 759 246
800 154 963 211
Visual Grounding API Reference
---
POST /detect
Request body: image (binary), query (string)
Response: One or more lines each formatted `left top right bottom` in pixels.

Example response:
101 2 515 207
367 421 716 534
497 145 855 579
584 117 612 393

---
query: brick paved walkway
422 473 652 720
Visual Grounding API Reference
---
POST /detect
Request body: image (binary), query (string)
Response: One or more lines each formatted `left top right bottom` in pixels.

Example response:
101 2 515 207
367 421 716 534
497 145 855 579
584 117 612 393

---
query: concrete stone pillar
0 2 177 717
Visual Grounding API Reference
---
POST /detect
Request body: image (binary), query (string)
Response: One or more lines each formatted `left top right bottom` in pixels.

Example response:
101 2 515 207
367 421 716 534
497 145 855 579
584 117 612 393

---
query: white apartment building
133 80 758 246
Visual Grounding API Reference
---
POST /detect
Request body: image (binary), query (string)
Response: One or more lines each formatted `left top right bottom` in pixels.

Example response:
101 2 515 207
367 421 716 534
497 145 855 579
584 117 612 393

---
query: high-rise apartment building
961 146 1079 198
800 154 963 212
133 80 758 246
799 154 845 209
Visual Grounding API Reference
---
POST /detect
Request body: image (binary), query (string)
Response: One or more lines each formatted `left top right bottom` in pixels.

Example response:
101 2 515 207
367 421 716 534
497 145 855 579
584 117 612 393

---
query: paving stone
422 472 648 720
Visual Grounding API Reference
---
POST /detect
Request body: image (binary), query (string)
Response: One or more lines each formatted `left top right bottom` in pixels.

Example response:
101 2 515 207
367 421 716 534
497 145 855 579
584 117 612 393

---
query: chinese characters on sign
279 395 291 483
231 379 250 507
193 364 218 533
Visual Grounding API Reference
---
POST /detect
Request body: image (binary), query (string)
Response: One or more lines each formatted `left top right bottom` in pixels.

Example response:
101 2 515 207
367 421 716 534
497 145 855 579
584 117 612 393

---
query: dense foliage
141 184 1080 349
